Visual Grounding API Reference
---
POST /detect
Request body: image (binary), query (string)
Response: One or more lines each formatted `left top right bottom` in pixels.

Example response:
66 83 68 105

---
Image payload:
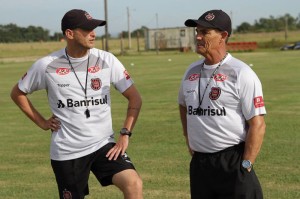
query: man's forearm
11 84 47 130
243 115 266 164
123 104 142 131
179 105 188 136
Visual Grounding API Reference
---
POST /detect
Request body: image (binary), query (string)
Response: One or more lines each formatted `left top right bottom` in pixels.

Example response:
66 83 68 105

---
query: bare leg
112 169 143 199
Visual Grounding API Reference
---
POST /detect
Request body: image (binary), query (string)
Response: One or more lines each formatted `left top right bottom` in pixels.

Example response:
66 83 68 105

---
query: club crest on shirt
209 87 221 100
88 65 101 73
91 78 102 91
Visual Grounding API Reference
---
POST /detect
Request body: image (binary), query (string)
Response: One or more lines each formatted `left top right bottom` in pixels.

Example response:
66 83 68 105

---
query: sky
1 0 299 37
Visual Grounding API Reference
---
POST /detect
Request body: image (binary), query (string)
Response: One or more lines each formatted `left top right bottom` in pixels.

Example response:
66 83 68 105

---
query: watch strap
120 128 132 137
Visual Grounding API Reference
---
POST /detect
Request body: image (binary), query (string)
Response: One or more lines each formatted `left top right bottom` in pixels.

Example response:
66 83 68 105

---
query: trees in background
1 14 299 43
236 14 300 33
0 23 51 42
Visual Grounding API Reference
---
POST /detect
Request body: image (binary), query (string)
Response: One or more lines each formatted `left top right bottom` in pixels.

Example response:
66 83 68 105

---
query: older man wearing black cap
178 9 266 199
11 9 143 199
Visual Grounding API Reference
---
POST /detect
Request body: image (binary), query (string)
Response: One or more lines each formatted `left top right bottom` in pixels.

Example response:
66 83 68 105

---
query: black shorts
51 143 135 199
190 142 263 199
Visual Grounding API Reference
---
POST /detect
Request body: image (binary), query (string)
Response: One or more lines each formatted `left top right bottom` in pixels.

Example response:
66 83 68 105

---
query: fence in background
226 42 257 51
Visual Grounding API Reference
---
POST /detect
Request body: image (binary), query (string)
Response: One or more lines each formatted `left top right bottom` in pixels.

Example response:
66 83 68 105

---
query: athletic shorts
51 143 135 199
190 142 263 199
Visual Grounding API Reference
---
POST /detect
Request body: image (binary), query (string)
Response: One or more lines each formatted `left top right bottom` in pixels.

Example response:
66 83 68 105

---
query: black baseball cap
61 9 106 34
185 10 232 36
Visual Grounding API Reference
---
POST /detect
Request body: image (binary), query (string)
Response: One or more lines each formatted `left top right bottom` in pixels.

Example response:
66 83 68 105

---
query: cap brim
185 19 216 29
79 19 106 30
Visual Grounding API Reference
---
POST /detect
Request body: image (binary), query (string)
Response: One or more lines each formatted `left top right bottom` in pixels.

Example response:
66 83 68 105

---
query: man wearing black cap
11 9 143 199
178 10 266 198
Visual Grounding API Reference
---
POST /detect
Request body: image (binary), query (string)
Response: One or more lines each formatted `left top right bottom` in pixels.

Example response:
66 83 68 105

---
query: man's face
195 26 223 56
71 28 96 49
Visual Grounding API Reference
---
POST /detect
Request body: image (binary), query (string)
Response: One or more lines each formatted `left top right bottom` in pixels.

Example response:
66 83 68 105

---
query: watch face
121 128 129 133
120 128 132 137
242 160 251 169
121 128 127 134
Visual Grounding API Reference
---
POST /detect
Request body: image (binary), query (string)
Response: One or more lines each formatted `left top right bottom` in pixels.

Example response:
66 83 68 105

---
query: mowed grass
0 45 299 198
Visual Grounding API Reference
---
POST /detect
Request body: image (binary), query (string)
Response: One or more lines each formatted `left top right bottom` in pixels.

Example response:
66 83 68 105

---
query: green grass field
0 42 299 198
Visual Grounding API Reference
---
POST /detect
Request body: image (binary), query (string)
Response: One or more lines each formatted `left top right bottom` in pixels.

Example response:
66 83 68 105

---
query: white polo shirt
18 48 133 160
178 53 266 153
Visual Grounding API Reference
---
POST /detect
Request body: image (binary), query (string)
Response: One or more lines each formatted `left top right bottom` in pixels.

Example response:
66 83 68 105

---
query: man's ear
221 31 229 40
65 29 74 39
220 31 229 44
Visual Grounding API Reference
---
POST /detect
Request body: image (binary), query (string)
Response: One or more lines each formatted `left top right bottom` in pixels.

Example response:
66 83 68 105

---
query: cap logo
84 12 93 20
205 13 215 21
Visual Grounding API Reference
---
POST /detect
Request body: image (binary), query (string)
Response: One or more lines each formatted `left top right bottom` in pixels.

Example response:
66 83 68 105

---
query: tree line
1 13 299 43
0 24 52 42
236 13 300 33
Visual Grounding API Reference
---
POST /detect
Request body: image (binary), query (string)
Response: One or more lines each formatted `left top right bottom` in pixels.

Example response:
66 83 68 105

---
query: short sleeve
178 78 186 106
18 59 47 94
108 53 133 93
239 68 266 120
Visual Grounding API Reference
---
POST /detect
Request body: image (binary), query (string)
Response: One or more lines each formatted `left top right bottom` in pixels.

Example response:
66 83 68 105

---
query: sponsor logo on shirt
188 106 226 116
57 84 70 88
56 68 70 75
186 89 196 94
88 66 100 73
254 96 264 108
214 73 227 82
57 95 108 109
188 73 200 81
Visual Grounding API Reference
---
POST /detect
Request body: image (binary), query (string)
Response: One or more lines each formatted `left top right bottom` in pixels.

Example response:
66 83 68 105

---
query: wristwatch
242 160 252 170
120 128 132 137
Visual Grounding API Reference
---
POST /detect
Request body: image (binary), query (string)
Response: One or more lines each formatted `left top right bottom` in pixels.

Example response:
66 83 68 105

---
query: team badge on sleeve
91 78 102 90
124 70 131 80
254 96 264 108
